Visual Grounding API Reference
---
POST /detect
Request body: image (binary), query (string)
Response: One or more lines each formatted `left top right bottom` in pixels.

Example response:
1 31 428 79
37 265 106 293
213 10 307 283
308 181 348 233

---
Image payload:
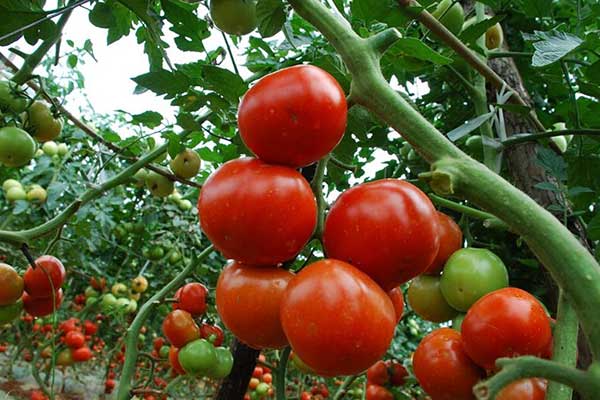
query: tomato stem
275 346 291 400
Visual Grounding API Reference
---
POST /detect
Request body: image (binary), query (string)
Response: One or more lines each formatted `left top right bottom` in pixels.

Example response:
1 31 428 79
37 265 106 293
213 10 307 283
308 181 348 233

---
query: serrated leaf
524 30 583 67
178 63 246 103
47 182 67 209
256 0 286 38
447 111 495 142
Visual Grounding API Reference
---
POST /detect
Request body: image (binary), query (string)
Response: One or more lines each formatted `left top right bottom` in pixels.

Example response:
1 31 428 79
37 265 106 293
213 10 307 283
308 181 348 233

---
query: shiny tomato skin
162 310 200 348
366 384 393 400
198 158 317 266
461 288 552 370
389 361 408 386
413 328 483 400
23 256 66 298
0 263 24 305
497 378 547 400
366 360 388 385
387 287 405 322
173 282 208 317
280 259 396 376
323 179 440 290
72 346 93 362
425 212 463 275
407 275 458 323
216 262 293 349
199 323 225 347
168 345 186 375
65 331 86 349
23 289 63 317
238 65 347 168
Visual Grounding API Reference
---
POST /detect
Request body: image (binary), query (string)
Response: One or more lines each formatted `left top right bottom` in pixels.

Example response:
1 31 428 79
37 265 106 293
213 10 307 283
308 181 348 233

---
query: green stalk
546 291 579 399
115 245 214 400
275 347 291 400
428 194 507 230
311 155 331 240
288 0 600 373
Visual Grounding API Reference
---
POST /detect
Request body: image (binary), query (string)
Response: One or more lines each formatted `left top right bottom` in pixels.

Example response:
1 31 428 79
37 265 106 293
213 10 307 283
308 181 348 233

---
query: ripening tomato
0 263 24 305
387 287 404 322
199 323 225 347
389 361 408 386
169 345 186 375
323 179 440 290
72 346 93 362
83 320 98 335
65 331 86 349
238 65 347 168
424 212 462 275
461 288 552 370
366 384 393 400
23 255 66 298
173 282 208 317
216 262 293 349
413 328 483 400
23 289 63 317
56 348 74 366
162 310 200 348
366 360 388 385
280 259 396 376
198 158 317 266
497 378 547 400
439 248 509 311
408 275 458 323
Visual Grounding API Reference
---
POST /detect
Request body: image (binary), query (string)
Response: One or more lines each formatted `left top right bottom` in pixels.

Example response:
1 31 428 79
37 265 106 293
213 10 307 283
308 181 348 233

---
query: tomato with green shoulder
178 339 218 376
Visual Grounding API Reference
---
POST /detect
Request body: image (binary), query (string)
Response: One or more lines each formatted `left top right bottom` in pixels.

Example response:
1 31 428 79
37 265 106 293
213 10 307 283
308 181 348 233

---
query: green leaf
387 38 453 66
534 182 560 192
447 112 495 142
351 0 410 27
162 0 210 52
67 54 78 68
459 15 504 45
537 147 567 181
131 111 163 128
179 63 247 103
523 30 584 67
256 0 287 38
89 1 115 29
587 212 600 241
132 70 191 96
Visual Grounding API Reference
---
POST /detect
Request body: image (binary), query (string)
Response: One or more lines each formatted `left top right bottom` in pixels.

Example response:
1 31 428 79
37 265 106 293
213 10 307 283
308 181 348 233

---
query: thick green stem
275 347 291 400
11 1 75 85
115 245 214 400
287 0 600 361
547 291 579 399
473 357 599 400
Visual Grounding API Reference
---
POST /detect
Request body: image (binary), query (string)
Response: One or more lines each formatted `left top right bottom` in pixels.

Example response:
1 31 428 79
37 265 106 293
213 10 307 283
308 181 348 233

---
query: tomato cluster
244 363 275 400
365 359 408 399
161 282 233 379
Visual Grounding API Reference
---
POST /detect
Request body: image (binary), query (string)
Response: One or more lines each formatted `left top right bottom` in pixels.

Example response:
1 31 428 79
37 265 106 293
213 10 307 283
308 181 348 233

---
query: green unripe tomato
2 179 22 192
101 293 118 312
115 297 130 313
133 168 148 188
85 286 99 298
170 149 201 179
169 191 183 203
486 23 503 50
0 81 27 113
206 347 234 378
178 199 193 211
440 248 509 311
148 246 165 261
42 140 59 156
0 127 36 167
145 171 174 197
178 339 218 376
26 187 47 203
159 345 170 359
138 333 146 342
168 250 182 264
452 313 465 331
25 101 62 143
0 300 23 324
57 143 69 156
86 296 98 307
431 0 465 36
408 275 459 322
210 0 257 36
255 382 270 396
126 299 138 313
6 186 27 202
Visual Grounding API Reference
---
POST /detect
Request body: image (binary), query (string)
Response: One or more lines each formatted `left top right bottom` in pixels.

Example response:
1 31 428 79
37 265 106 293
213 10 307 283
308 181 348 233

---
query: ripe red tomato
216 262 293 349
280 259 396 376
162 310 200 348
366 384 393 400
65 331 86 349
23 255 66 298
72 346 93 362
497 378 547 400
387 287 404 322
366 360 388 385
104 379 116 393
198 158 317 265
323 179 440 290
424 212 463 274
23 289 63 317
413 328 483 400
83 320 98 335
238 65 347 168
173 282 208 317
461 288 552 370
30 390 48 400
199 323 225 347
153 337 165 352
169 346 185 375
59 318 80 334
389 361 408 386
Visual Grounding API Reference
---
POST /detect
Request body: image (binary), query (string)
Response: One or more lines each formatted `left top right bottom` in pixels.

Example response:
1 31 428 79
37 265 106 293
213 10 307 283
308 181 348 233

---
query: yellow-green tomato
210 0 257 36
178 339 218 376
2 179 22 192
170 149 201 179
145 171 174 197
25 101 62 143
431 0 465 36
407 275 459 323
486 23 503 50
0 127 36 167
0 300 23 324
440 248 509 311
6 186 27 202
26 187 47 203
0 81 27 113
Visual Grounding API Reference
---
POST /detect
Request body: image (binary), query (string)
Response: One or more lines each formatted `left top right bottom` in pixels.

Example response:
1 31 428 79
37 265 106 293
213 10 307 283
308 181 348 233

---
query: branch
427 194 507 230
276 347 291 400
116 245 214 400
398 0 546 132
473 357 599 400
